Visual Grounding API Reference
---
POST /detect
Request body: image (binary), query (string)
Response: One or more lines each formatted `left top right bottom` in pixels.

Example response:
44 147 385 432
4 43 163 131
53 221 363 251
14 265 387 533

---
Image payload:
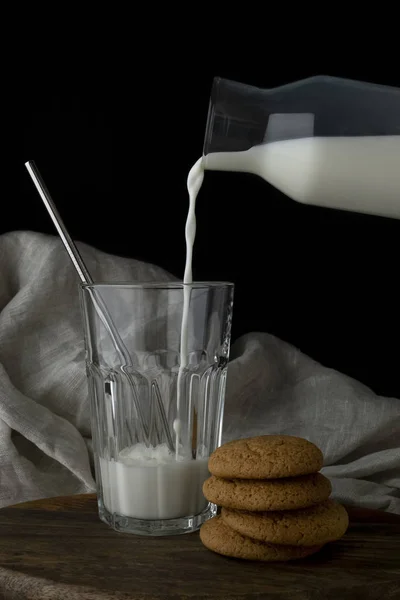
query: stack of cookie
200 435 348 562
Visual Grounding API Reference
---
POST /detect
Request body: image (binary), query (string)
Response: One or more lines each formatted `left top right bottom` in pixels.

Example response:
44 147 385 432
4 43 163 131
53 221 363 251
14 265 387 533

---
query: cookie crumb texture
200 516 322 562
203 473 332 511
208 435 324 479
221 500 349 546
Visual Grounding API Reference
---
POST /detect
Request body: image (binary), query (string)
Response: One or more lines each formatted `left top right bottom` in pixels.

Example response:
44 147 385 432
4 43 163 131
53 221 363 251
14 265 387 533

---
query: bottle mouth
202 78 219 157
202 77 271 156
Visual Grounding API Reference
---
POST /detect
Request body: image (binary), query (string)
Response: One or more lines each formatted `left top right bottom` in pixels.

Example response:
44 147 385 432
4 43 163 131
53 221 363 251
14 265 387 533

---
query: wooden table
0 494 399 599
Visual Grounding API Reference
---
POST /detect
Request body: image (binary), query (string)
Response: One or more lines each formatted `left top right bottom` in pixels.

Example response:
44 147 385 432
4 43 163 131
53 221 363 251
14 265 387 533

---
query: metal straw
25 162 93 285
24 160 174 452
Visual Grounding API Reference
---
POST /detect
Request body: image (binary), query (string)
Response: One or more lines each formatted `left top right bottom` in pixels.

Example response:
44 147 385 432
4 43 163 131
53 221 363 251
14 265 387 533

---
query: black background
7 51 400 399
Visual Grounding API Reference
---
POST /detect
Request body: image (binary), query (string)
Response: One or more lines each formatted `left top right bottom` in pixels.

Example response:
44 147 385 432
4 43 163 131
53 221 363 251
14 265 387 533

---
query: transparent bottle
203 76 400 220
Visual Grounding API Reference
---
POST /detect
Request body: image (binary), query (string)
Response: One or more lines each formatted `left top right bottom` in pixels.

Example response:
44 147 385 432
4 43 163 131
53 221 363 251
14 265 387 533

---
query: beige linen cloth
0 231 399 513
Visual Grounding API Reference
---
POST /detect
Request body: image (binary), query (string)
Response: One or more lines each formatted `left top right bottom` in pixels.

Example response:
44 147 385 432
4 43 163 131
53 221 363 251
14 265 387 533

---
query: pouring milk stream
102 75 400 522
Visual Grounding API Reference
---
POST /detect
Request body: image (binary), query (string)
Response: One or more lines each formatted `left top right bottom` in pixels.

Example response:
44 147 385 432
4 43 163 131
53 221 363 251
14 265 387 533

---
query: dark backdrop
8 58 400 399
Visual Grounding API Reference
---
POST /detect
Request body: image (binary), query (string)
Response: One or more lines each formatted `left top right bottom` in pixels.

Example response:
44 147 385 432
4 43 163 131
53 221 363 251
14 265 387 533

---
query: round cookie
221 499 349 546
203 472 332 511
200 515 322 562
209 435 323 479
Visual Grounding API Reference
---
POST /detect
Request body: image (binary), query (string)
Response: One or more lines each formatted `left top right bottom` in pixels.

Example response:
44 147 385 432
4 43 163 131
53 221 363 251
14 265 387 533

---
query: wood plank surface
0 493 399 599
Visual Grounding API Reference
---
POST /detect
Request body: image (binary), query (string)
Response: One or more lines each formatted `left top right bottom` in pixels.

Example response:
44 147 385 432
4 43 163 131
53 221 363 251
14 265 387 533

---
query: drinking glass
80 282 234 535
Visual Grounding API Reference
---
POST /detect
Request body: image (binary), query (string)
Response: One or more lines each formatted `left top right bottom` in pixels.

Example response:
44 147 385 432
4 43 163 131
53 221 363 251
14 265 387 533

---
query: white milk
100 444 209 520
204 135 400 220
100 161 208 522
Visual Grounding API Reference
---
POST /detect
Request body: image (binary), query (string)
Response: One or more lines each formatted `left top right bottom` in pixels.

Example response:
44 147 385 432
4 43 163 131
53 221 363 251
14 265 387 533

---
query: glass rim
80 280 234 291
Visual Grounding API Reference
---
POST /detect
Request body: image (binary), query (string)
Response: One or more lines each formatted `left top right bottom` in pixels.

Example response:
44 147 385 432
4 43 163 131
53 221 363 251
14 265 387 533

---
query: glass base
98 498 217 536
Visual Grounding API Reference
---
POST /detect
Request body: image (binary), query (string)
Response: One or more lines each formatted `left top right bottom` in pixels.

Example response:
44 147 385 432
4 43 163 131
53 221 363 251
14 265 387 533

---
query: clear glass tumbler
80 282 234 536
